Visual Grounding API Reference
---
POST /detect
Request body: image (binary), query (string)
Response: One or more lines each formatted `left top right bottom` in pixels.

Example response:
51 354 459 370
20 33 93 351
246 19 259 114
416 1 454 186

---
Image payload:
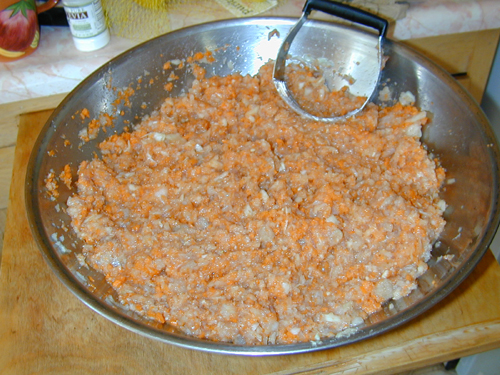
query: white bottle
62 0 110 52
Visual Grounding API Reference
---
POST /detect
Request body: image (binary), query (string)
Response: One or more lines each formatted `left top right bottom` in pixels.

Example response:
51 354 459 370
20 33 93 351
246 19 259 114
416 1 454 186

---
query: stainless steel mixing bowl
26 17 500 355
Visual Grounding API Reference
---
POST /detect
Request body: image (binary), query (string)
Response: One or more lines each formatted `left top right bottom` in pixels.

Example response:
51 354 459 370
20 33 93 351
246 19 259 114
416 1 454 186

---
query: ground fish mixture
66 61 446 345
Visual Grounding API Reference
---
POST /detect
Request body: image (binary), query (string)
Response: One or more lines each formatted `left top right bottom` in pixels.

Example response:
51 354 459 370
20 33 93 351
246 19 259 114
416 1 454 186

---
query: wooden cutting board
1 109 500 375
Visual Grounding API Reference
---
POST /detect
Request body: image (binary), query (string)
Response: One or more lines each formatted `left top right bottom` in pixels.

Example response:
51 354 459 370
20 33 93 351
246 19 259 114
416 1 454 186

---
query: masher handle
303 0 388 37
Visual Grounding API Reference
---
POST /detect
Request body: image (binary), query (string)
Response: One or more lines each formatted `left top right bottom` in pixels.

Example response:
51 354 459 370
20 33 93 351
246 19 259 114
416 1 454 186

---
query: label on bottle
64 0 107 39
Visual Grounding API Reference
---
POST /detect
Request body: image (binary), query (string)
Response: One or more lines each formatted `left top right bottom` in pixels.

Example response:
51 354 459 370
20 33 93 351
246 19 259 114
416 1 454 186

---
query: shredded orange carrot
80 108 90 120
59 164 72 189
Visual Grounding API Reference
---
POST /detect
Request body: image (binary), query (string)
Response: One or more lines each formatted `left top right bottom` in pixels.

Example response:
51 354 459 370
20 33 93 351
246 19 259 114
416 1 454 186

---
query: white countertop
1 0 500 105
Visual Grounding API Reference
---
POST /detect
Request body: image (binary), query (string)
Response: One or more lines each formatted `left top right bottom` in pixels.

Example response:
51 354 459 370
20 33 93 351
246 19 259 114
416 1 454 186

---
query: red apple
0 0 37 52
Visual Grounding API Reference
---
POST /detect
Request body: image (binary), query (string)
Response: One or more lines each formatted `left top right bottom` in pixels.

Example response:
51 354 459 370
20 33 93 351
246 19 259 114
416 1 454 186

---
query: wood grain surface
1 109 500 375
0 94 66 212
402 29 500 104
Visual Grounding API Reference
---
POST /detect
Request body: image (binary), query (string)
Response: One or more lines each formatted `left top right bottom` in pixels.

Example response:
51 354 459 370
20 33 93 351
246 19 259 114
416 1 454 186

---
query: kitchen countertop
1 0 500 105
